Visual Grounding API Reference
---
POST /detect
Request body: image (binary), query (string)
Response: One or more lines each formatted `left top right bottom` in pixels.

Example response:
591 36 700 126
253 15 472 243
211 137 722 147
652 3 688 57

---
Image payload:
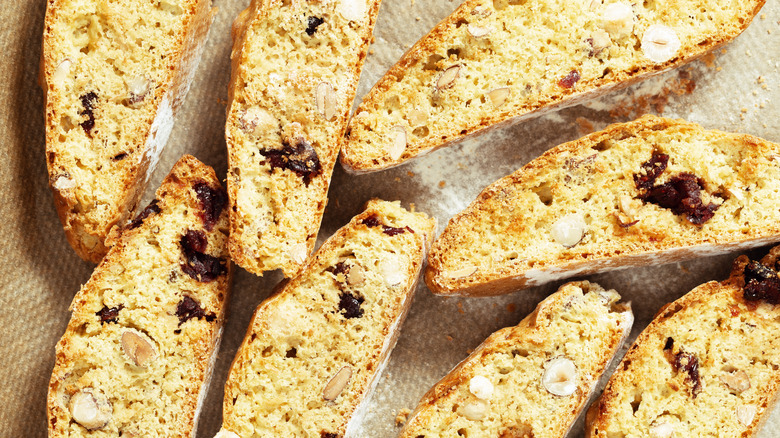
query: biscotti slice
226 0 381 277
47 155 232 437
216 200 435 438
426 115 780 297
586 246 780 437
401 281 633 438
43 0 216 262
340 0 765 173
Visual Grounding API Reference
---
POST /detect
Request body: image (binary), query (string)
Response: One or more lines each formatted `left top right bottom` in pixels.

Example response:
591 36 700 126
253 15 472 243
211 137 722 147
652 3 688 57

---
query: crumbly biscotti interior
341 0 763 172
402 282 632 438
226 0 379 277
44 0 209 261
47 156 231 437
587 248 780 437
428 116 780 295
221 200 435 438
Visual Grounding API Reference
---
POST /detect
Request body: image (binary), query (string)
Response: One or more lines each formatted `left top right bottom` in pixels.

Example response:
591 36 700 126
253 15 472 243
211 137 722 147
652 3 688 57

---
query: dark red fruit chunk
671 350 701 397
260 137 322 186
175 295 216 326
743 260 780 304
321 433 339 438
338 292 364 318
642 173 720 225
180 230 227 282
634 151 669 191
558 70 581 89
663 337 674 350
129 199 161 230
112 152 128 161
327 261 350 277
306 16 325 36
360 214 414 236
96 304 124 324
79 92 98 134
193 182 227 231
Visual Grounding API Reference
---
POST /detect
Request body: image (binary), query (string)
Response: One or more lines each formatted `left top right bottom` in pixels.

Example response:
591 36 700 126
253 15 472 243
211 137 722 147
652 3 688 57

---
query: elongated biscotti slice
47 155 232 437
340 0 765 173
401 281 633 438
43 0 216 262
216 200 435 438
426 116 780 297
586 246 780 437
226 0 381 277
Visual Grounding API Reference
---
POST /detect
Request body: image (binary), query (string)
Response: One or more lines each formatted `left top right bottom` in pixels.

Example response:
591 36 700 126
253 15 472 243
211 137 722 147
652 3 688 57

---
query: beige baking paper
1 1 779 437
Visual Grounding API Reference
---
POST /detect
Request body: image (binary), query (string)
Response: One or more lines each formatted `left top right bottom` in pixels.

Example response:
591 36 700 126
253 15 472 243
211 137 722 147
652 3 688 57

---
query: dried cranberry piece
96 305 124 324
327 261 350 277
180 230 227 282
642 173 720 225
175 295 216 326
634 151 669 191
306 16 325 36
193 182 227 231
360 214 414 236
112 152 128 161
663 337 674 350
79 92 98 134
129 199 161 230
321 433 339 438
670 349 702 397
743 260 780 304
338 292 364 319
558 70 581 89
260 138 322 186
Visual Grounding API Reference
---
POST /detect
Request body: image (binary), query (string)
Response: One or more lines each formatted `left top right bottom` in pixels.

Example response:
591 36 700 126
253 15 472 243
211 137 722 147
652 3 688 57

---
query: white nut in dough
542 357 578 396
337 0 367 21
214 428 241 438
69 389 112 430
469 375 494 400
649 422 674 438
736 405 757 426
601 3 634 39
551 214 586 247
387 126 407 161
457 399 489 421
641 25 681 64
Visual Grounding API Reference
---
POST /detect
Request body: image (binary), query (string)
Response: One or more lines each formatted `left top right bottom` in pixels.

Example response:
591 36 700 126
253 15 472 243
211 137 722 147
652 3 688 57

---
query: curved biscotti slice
226 0 381 277
216 200 435 438
43 0 216 262
401 281 633 438
586 246 780 437
426 116 780 297
340 0 765 173
47 155 232 437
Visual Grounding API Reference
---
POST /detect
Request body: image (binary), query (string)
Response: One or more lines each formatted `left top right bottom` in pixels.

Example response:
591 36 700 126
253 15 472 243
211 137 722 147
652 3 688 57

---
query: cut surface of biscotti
426 116 780 297
401 281 633 438
586 246 780 437
47 155 232 437
217 200 435 438
226 0 381 277
43 0 215 262
340 0 765 172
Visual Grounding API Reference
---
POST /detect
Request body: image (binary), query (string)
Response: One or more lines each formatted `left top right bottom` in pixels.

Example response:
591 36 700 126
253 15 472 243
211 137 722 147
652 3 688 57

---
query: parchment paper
1 1 779 437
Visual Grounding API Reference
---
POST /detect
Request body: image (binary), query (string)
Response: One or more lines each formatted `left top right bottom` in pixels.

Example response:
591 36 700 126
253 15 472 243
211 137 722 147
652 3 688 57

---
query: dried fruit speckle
180 230 227 282
743 260 780 304
194 182 227 231
96 305 124 324
306 16 325 35
176 295 216 326
558 70 581 89
360 213 414 236
79 92 98 135
260 137 323 186
338 292 364 318
129 199 161 230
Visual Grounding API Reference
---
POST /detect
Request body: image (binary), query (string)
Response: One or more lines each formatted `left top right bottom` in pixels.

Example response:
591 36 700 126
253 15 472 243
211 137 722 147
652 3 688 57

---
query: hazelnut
289 242 309 265
238 106 277 134
542 357 578 397
214 429 241 438
323 365 352 401
487 87 510 108
467 24 492 38
736 405 757 426
600 2 634 39
387 126 407 161
121 329 158 367
469 375 494 400
346 264 365 286
337 0 366 21
719 369 750 393
445 265 478 279
406 108 428 127
551 214 586 248
589 29 612 55
457 400 489 421
69 388 112 430
649 422 674 438
379 255 405 287
641 25 681 64
315 82 338 121
126 76 152 107
436 65 461 90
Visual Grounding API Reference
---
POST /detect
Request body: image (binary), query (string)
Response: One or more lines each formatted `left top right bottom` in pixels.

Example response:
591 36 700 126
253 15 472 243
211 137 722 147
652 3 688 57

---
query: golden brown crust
42 0 215 263
47 155 232 438
219 200 435 437
340 0 766 173
425 116 780 296
586 246 780 437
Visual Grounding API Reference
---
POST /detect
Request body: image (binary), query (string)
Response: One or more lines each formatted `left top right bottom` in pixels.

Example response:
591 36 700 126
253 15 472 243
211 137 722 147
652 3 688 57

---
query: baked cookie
226 0 381 277
401 281 633 438
426 116 780 296
47 155 232 437
339 0 765 173
586 246 780 438
216 200 435 438
42 0 216 262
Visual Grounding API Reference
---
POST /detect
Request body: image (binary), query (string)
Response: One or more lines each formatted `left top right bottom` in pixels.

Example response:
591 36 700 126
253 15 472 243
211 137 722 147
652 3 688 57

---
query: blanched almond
387 126 407 161
436 65 461 90
487 87 510 108
323 366 352 401
315 82 338 121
